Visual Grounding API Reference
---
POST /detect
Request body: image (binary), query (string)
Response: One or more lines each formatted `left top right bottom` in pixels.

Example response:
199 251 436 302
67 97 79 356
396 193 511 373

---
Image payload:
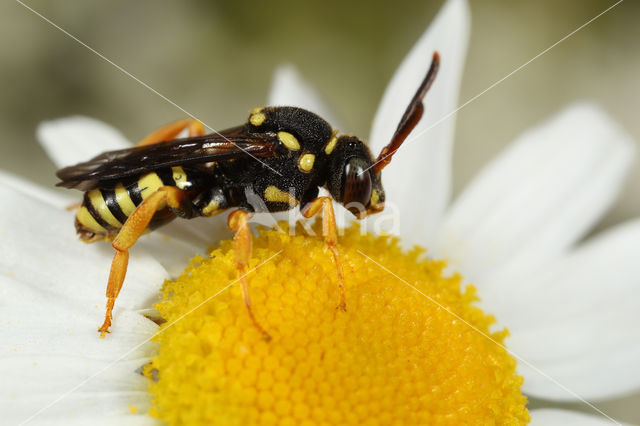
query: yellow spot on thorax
171 166 189 190
250 110 266 126
370 188 380 207
277 131 300 151
324 130 339 155
297 153 315 172
87 189 121 227
264 185 298 206
147 224 529 426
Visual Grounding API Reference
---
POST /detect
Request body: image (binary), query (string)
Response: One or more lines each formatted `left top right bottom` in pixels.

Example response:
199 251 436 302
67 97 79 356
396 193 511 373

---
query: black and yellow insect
57 52 440 339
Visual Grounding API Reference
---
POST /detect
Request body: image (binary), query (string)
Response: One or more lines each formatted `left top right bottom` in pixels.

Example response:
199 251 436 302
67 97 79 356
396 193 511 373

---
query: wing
56 126 278 190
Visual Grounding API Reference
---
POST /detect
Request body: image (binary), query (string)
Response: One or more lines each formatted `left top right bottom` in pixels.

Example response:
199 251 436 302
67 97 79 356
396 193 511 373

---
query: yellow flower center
146 224 529 425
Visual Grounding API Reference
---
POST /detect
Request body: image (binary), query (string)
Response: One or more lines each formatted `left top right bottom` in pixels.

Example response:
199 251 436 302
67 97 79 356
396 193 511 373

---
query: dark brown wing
56 126 278 191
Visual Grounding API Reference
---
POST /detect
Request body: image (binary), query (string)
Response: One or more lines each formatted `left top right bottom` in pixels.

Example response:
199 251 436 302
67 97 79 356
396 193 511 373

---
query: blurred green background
2 0 639 422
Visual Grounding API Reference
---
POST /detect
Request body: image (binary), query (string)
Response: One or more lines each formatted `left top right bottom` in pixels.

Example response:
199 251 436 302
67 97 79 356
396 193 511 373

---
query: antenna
373 51 440 173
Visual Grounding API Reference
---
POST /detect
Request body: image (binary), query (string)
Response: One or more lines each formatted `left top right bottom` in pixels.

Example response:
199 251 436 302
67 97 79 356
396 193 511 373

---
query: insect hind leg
137 118 205 146
99 186 188 336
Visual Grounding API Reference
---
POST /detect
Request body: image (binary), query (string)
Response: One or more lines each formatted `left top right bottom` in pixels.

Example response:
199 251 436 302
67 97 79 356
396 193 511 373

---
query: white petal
157 215 232 248
0 170 72 209
34 417 159 426
38 116 132 168
27 417 159 426
138 223 214 278
487 219 640 401
0 186 165 422
530 409 628 426
268 64 342 128
369 0 470 245
1 350 157 422
0 185 166 314
435 102 636 287
0 276 158 358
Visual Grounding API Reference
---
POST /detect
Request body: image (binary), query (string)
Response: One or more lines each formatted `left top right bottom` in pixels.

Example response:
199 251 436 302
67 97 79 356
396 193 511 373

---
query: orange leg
302 197 346 311
228 210 271 341
98 186 187 336
65 202 81 211
137 118 205 146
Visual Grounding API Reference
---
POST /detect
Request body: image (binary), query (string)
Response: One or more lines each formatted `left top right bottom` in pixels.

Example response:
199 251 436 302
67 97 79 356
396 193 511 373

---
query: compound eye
342 158 372 215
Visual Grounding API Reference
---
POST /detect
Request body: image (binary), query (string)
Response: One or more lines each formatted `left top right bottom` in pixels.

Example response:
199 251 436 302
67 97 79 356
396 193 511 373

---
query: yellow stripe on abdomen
171 166 189 190
76 206 107 233
115 183 136 216
138 173 164 201
87 189 122 228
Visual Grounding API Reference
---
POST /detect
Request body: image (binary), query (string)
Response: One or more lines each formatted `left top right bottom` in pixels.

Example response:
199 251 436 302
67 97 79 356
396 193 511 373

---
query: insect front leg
227 209 271 341
301 197 346 311
99 186 188 336
137 118 205 146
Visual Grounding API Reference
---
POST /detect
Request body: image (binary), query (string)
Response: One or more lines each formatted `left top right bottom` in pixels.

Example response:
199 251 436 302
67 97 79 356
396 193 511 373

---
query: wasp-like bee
57 53 440 339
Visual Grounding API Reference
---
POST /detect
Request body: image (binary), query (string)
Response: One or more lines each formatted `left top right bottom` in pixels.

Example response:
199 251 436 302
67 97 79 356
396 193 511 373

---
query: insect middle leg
227 209 271 341
137 118 205 146
302 197 346 311
98 186 188 336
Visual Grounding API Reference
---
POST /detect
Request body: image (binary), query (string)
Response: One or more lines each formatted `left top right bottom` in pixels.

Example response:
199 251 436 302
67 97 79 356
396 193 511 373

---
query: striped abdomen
75 166 192 242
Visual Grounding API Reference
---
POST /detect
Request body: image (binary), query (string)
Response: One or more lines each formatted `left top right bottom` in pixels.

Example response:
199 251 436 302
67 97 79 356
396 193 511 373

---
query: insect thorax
227 106 338 212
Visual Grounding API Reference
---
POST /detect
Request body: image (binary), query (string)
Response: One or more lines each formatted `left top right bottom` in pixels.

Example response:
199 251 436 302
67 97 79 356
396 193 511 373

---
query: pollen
146 223 529 425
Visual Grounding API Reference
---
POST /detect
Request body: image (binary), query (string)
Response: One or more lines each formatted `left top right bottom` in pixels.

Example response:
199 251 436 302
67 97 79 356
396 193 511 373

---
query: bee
57 52 440 339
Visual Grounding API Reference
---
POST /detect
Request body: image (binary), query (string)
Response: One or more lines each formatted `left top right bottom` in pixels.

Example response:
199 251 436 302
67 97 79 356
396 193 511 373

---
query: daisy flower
2 0 639 424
